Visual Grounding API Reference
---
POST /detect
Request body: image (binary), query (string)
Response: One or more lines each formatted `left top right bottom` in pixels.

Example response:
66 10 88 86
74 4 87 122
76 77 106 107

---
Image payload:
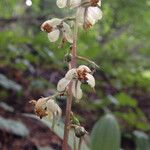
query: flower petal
41 18 62 30
56 106 62 117
86 73 95 88
35 98 47 109
65 68 77 80
76 7 86 27
57 0 67 8
70 0 81 8
57 78 70 92
72 80 83 100
46 99 57 112
49 18 62 26
97 0 101 6
46 99 62 116
46 99 62 119
63 22 73 43
48 29 60 42
47 111 53 119
86 7 102 25
77 65 91 73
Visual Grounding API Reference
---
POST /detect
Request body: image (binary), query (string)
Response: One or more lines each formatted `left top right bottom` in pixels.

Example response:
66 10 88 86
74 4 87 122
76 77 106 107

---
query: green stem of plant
51 113 56 130
62 19 78 150
62 17 75 22
45 91 65 101
74 134 77 150
78 137 83 150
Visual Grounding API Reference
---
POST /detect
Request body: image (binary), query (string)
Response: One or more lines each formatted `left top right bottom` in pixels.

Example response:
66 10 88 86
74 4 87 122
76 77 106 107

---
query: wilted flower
41 18 73 43
76 0 102 29
30 97 62 119
57 65 95 100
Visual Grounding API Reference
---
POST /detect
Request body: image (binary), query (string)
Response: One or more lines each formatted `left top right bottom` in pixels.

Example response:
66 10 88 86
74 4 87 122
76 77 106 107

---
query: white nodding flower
76 0 102 29
41 18 73 43
57 0 81 8
57 65 95 100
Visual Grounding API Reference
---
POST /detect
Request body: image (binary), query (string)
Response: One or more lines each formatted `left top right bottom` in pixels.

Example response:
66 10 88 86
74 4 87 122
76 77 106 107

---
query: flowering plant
30 0 102 149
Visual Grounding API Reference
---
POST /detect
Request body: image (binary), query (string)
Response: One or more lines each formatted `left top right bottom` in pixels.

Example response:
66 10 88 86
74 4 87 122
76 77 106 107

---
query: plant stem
76 55 100 68
78 137 83 150
74 134 77 150
62 20 78 150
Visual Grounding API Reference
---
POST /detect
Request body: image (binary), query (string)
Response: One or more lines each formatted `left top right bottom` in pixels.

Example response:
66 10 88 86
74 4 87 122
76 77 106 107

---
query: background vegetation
0 0 150 149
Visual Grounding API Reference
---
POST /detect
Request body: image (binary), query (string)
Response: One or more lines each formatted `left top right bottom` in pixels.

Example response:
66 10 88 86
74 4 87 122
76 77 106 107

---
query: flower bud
64 53 72 62
75 126 87 138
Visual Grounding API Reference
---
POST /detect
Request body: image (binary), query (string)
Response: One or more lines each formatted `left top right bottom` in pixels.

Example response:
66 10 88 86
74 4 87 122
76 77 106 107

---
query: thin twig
62 17 76 22
76 55 100 69
45 91 65 101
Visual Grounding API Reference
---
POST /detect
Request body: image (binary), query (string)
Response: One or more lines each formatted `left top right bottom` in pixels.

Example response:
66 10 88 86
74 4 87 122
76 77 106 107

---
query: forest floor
0 67 150 150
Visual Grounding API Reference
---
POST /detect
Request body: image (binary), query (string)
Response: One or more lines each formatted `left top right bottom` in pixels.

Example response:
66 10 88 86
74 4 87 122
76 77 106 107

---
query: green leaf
133 130 150 150
91 113 121 150
0 116 29 137
0 74 22 91
0 102 14 112
24 114 90 150
42 118 90 150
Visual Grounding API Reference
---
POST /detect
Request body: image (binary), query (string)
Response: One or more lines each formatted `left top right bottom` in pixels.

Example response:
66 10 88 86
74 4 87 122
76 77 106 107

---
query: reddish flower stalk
62 22 78 150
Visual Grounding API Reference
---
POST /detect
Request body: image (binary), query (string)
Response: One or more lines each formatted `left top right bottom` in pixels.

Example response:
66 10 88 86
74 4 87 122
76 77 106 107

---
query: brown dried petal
41 23 53 33
30 98 48 119
91 0 99 6
29 100 37 106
